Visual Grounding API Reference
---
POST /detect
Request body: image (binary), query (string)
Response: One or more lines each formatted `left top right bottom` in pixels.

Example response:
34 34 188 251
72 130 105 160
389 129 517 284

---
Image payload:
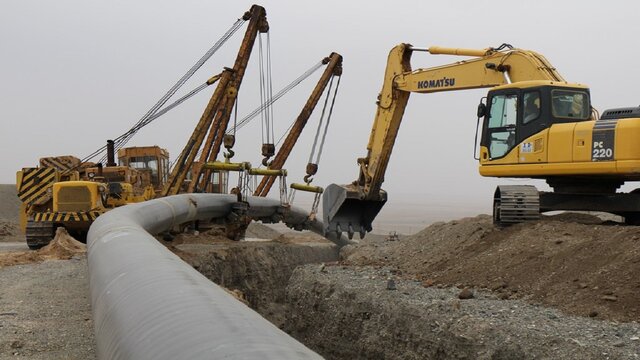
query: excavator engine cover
322 183 387 239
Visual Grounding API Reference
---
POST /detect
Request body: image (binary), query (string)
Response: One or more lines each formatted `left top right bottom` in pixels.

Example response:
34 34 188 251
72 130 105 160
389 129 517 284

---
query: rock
588 311 599 318
421 279 434 288
492 282 508 291
10 340 23 349
386 279 397 291
458 288 474 300
601 295 618 302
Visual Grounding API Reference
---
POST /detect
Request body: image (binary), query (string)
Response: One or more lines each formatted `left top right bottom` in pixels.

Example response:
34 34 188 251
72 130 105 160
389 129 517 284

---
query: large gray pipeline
87 194 325 360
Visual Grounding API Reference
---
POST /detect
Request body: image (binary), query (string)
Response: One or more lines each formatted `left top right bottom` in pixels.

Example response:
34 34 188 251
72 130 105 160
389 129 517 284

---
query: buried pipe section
87 194 332 360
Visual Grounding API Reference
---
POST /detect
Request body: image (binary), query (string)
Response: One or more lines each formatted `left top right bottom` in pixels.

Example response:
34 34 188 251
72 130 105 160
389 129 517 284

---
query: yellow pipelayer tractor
323 43 640 239
16 142 168 249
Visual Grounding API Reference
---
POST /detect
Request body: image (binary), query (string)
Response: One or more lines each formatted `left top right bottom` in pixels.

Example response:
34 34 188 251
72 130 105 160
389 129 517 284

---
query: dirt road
0 258 95 359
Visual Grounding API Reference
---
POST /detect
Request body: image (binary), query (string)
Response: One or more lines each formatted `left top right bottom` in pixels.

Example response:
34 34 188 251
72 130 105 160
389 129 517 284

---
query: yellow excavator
323 43 640 239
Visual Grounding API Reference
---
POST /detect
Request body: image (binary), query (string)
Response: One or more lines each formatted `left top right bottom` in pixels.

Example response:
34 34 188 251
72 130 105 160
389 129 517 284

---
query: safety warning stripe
18 168 57 203
39 157 77 171
33 211 102 222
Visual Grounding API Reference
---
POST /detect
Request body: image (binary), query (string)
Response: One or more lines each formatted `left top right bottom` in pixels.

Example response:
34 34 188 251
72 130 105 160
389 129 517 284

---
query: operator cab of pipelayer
477 80 591 163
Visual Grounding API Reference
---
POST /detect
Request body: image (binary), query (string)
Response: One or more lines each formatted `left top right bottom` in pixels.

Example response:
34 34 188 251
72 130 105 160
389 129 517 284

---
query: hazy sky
3 0 640 217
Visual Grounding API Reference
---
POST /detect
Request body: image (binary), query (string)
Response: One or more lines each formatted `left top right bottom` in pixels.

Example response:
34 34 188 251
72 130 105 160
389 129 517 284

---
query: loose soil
286 265 640 360
0 185 22 243
0 185 20 223
0 228 86 268
341 213 640 323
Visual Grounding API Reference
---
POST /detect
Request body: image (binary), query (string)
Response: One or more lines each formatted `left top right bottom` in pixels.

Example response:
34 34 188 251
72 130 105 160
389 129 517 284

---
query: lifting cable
79 16 247 166
226 60 324 134
79 80 212 166
288 74 341 220
258 32 276 166
305 74 341 183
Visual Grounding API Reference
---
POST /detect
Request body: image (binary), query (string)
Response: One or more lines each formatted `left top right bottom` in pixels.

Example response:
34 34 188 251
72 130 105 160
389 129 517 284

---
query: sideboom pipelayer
16 4 346 248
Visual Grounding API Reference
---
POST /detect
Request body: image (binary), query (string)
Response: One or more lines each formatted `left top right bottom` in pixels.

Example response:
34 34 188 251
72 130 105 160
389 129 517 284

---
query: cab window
551 90 590 120
129 156 159 186
523 91 541 124
487 94 517 158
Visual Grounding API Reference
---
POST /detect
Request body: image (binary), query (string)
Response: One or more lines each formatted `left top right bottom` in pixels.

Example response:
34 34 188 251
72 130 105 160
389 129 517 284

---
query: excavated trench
170 229 640 360
171 235 339 328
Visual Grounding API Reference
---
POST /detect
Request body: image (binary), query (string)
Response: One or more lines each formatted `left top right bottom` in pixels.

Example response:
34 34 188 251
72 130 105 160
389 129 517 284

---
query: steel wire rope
226 60 324 134
257 32 276 146
88 81 210 165
314 75 341 164
111 19 245 148
81 17 246 165
258 34 267 144
266 33 275 143
307 75 335 164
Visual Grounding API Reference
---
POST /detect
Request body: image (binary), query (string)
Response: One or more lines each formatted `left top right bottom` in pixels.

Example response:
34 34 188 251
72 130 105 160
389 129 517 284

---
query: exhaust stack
106 140 116 167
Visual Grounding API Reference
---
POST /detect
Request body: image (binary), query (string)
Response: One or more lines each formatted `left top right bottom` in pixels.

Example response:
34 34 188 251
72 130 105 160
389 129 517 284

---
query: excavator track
493 185 540 226
25 220 55 250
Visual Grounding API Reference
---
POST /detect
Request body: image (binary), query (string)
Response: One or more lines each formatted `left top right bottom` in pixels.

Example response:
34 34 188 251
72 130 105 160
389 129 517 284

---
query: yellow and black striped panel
39 156 80 171
33 211 102 222
18 167 57 204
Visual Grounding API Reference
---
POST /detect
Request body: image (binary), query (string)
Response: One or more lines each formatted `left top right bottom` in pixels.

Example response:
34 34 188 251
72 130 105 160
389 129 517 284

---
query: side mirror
477 102 487 118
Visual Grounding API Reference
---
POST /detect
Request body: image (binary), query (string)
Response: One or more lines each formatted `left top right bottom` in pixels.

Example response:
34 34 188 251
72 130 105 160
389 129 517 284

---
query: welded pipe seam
87 194 324 360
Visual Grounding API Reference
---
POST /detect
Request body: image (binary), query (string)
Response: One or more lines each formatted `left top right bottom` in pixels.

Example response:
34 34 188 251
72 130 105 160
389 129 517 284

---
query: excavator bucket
322 183 387 239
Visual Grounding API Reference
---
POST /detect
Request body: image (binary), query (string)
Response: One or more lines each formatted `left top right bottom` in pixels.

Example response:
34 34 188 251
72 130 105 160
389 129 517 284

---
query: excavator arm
324 43 566 239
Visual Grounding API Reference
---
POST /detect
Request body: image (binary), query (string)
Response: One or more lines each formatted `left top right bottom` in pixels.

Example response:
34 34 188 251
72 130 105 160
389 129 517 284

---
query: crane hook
303 162 318 184
261 143 275 167
223 134 236 160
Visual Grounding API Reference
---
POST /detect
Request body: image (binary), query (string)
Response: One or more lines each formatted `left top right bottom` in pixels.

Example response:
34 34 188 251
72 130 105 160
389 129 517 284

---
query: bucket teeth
322 183 387 239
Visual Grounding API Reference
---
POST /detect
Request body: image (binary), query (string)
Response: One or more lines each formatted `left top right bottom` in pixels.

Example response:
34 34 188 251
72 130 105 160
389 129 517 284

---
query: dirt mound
344 213 640 322
0 228 86 267
245 222 282 239
273 231 332 245
0 220 17 237
0 184 20 222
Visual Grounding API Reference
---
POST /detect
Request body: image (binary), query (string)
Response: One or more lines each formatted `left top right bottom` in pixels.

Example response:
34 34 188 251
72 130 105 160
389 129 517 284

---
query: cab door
481 92 519 161
517 89 549 164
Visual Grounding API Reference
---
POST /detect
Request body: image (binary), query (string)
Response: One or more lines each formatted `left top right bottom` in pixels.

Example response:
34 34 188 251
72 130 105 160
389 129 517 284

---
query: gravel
0 257 95 359
286 265 640 360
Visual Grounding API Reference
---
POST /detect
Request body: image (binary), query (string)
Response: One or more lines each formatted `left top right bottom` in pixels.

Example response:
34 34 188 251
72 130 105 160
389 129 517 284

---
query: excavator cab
478 81 592 164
